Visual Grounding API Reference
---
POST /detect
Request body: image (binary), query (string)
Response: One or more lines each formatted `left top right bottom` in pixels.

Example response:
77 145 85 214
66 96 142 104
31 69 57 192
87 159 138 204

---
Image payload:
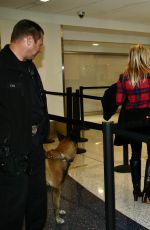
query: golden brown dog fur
45 136 77 224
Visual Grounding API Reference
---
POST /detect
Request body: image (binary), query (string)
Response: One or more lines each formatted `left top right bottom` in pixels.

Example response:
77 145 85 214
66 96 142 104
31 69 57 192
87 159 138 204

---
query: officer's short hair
11 19 44 42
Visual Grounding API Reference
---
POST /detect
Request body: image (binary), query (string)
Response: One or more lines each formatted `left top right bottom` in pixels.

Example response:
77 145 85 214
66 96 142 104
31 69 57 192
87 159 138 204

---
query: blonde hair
124 44 150 86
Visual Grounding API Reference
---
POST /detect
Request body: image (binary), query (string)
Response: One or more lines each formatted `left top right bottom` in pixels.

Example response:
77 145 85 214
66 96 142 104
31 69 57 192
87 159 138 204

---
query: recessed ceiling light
40 0 50 2
92 43 99 46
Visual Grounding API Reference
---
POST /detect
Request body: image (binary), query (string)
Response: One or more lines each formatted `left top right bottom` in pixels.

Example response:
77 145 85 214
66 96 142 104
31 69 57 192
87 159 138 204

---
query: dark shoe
142 192 150 204
133 187 142 201
142 159 150 203
130 159 141 201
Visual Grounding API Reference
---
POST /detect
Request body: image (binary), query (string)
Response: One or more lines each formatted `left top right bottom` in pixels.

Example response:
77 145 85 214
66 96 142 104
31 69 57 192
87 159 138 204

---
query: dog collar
45 152 73 163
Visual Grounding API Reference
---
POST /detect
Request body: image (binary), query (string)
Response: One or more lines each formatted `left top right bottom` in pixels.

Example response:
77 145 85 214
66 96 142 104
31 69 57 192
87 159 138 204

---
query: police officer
0 19 49 230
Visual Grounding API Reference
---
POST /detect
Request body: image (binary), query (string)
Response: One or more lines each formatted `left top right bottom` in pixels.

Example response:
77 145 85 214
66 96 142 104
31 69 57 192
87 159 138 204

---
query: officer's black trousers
0 144 47 230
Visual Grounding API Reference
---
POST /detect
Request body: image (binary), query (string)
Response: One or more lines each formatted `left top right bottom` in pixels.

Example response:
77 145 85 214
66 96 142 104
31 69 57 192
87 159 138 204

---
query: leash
45 152 74 183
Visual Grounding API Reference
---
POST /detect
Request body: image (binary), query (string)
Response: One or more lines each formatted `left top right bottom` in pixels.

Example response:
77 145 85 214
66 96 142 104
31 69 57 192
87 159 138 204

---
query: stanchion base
77 147 86 154
44 138 55 144
114 165 131 173
78 137 88 142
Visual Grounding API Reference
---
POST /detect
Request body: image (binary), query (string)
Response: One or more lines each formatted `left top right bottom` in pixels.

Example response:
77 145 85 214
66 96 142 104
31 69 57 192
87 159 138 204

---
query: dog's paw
59 209 66 215
56 216 65 224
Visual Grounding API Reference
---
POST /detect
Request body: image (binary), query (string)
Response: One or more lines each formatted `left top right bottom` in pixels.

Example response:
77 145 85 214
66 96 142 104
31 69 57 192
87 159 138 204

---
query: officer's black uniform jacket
0 45 48 156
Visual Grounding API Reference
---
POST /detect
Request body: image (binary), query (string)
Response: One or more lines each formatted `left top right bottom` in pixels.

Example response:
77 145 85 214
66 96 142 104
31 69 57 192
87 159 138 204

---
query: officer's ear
24 35 34 47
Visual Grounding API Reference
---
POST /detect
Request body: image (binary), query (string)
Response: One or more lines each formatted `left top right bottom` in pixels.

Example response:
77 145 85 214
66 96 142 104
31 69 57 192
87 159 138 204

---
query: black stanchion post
43 91 55 144
80 86 84 124
73 90 86 154
66 87 73 136
114 144 131 173
76 89 88 142
73 91 80 138
43 121 55 144
123 144 129 166
102 122 115 230
79 86 89 131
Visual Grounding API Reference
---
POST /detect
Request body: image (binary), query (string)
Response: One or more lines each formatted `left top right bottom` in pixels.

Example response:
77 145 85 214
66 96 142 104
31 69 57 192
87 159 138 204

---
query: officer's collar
1 45 32 72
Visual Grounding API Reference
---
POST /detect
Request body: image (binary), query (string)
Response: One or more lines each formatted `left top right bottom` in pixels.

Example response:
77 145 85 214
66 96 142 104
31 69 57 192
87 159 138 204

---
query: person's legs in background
142 143 150 203
130 141 142 201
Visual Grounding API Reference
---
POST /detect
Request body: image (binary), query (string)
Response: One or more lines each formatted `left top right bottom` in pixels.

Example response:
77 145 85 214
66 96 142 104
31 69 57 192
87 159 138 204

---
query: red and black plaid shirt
116 74 150 109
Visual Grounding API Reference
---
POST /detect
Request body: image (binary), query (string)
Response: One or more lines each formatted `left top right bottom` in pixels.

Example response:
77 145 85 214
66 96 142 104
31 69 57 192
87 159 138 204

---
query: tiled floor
44 114 150 230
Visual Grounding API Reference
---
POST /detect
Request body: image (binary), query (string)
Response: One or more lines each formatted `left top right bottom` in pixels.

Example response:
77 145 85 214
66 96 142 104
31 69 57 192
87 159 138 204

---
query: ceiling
0 0 150 25
1 0 150 53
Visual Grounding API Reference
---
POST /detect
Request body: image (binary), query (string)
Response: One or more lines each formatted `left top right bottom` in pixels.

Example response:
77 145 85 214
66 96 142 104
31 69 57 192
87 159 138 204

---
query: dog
44 133 77 224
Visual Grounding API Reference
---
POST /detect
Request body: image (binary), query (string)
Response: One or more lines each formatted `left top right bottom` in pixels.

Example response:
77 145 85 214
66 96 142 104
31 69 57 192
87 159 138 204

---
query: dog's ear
57 132 65 141
68 133 78 144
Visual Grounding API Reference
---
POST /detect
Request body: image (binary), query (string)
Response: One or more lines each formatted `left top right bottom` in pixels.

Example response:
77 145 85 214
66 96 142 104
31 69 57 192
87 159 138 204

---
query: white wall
35 22 64 116
64 53 127 113
0 6 150 116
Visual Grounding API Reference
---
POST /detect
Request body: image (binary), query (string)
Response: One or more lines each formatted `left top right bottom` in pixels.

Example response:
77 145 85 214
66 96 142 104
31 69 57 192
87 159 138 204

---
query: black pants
131 141 150 160
0 144 47 230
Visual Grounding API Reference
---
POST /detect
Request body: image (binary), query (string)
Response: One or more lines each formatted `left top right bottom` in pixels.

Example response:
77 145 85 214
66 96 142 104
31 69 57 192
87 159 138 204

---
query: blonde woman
116 44 150 203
